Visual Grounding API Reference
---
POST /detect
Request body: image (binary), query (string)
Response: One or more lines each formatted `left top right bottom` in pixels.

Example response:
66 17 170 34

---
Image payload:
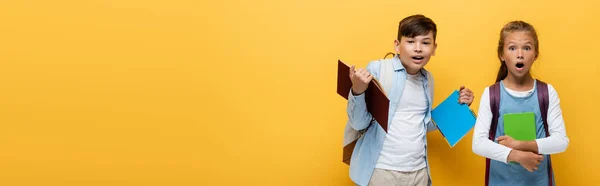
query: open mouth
516 63 524 68
412 56 424 60
516 63 525 71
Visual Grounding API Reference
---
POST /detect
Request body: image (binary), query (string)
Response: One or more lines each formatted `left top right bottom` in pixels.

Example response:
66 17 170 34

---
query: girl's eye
524 46 531 51
508 47 516 51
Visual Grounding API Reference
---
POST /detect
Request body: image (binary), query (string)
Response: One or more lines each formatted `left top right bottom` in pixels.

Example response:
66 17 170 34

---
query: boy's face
500 31 537 79
394 31 437 75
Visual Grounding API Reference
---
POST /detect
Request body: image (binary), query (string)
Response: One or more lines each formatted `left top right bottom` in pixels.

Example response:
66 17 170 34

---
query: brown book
337 59 390 131
337 59 390 165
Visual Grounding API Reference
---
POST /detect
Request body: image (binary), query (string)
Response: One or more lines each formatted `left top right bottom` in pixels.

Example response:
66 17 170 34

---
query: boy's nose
414 45 422 53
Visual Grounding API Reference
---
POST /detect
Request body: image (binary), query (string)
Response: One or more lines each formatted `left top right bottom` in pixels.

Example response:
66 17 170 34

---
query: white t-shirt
375 73 428 171
472 83 569 163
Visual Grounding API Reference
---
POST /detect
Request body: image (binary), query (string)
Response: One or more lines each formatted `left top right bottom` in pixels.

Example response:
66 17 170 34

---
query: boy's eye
423 42 431 45
407 40 415 43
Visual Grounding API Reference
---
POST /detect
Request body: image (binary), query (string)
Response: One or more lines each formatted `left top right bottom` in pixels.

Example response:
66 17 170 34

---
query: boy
346 14 474 186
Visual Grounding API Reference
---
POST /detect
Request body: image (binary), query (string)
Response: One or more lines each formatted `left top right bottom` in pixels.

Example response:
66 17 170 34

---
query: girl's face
501 31 537 80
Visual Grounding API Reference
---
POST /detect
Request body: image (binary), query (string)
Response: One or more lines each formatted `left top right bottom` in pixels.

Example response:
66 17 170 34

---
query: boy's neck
503 74 535 91
406 68 421 75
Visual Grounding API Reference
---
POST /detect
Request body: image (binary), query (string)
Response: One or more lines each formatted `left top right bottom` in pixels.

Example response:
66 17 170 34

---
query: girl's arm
472 88 513 163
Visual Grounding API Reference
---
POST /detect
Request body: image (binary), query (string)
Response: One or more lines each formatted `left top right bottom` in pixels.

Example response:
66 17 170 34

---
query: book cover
431 90 477 147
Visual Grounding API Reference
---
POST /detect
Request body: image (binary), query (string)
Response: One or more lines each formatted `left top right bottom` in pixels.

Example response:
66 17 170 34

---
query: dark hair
495 21 539 82
397 14 437 42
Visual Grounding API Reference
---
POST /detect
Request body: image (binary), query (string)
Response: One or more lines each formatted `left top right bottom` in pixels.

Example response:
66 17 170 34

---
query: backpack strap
379 56 395 95
536 79 554 186
536 80 550 137
485 82 501 186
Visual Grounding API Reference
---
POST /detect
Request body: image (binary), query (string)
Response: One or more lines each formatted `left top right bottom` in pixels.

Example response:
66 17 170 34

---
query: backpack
485 80 554 186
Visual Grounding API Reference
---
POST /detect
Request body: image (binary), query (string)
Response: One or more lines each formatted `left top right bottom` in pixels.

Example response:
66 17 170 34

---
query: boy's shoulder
365 57 397 70
365 58 385 69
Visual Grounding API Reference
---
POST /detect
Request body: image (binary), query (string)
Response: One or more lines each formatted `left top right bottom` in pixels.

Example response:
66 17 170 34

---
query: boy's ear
432 42 438 56
394 40 400 53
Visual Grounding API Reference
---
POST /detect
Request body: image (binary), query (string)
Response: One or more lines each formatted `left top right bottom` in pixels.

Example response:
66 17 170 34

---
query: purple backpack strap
536 80 554 186
485 82 501 186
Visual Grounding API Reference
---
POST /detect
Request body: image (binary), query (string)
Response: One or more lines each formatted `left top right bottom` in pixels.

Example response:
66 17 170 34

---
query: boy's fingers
360 71 368 79
359 69 367 77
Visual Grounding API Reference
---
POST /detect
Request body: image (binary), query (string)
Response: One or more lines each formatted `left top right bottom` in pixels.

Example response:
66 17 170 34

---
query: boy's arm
346 62 380 131
347 91 372 131
426 72 438 133
426 121 438 133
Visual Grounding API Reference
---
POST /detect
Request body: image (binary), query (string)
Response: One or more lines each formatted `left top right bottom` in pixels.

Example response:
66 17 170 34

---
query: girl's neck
503 73 535 91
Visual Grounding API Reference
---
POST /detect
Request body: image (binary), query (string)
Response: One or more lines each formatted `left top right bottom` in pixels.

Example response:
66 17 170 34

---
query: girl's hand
497 135 521 149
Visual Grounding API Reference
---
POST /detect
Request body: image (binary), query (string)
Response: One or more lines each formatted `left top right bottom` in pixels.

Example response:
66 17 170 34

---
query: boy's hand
508 150 544 172
459 86 474 106
497 135 521 149
349 65 372 95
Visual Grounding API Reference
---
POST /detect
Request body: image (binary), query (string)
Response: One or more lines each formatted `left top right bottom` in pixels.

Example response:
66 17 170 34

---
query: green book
503 112 536 141
503 112 536 164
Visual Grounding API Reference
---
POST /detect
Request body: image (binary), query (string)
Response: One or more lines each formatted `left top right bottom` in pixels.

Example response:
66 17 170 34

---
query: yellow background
0 0 598 185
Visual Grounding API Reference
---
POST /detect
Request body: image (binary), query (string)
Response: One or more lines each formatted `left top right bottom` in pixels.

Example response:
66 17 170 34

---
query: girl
471 21 569 186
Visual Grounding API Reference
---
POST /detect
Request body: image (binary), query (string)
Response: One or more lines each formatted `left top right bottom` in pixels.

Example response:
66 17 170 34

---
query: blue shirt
346 55 437 186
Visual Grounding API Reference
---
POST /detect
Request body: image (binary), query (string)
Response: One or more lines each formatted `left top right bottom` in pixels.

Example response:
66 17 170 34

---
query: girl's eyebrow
506 41 533 46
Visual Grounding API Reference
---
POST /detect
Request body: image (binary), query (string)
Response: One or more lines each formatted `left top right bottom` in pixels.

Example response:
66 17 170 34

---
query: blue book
431 90 477 147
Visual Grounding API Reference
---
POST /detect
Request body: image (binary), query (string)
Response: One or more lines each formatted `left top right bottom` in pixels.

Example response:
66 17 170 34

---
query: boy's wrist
351 87 364 96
